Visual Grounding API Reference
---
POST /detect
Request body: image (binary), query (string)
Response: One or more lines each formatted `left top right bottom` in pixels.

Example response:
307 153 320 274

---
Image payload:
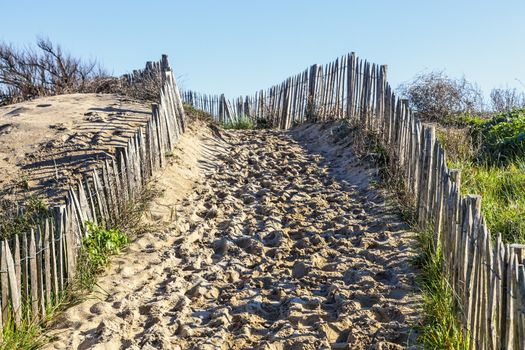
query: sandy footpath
44 121 420 350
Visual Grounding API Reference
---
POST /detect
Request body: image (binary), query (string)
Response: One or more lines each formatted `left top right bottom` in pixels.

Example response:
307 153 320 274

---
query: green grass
436 109 525 244
222 114 254 130
1 321 46 350
448 160 525 243
414 227 469 350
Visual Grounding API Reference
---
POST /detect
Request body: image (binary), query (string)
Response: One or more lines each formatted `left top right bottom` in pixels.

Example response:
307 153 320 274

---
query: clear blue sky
1 0 524 99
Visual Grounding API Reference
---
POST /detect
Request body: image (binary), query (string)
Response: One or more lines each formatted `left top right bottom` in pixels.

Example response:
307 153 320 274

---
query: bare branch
398 71 484 122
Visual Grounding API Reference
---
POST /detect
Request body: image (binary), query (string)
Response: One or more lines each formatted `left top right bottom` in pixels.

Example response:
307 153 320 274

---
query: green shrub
470 109 525 164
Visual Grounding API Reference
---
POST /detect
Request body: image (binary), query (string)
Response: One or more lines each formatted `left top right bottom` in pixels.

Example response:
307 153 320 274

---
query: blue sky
1 0 524 99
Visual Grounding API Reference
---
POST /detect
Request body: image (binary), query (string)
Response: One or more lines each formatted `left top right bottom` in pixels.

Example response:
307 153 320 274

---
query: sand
0 93 151 204
43 121 420 350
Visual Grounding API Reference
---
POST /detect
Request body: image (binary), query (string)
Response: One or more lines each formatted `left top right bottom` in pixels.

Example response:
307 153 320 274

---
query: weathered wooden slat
0 241 8 325
64 204 77 282
13 235 21 301
21 232 29 306
29 229 39 319
55 206 65 292
49 216 59 299
36 226 45 318
5 240 21 325
43 220 52 307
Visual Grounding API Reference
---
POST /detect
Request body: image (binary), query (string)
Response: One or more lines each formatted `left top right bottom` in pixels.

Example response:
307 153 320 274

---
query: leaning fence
0 55 185 338
184 52 525 349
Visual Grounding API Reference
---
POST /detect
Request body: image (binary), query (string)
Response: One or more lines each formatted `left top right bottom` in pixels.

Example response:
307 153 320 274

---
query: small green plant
222 114 254 130
76 222 128 290
82 221 128 271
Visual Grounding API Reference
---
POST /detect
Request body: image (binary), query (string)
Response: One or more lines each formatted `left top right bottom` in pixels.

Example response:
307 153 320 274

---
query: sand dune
0 94 150 203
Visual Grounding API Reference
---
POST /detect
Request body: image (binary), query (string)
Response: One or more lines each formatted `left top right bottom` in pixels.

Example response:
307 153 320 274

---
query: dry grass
436 125 476 163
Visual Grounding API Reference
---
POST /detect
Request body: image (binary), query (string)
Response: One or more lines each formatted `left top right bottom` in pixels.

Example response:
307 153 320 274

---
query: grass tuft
415 227 469 350
183 103 217 123
0 318 47 350
222 114 254 130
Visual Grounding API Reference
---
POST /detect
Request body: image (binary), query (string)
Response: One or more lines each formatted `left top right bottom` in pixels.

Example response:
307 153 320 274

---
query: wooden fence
183 52 525 349
182 53 387 129
0 55 186 338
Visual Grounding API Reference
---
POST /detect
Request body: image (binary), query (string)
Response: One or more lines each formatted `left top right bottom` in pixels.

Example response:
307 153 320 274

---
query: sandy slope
44 122 420 350
0 94 150 203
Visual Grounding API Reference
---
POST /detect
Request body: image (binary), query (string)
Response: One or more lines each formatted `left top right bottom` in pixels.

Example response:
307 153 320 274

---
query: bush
468 109 525 164
490 87 525 113
0 38 108 105
183 103 215 122
120 67 161 102
436 126 476 163
398 71 483 123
